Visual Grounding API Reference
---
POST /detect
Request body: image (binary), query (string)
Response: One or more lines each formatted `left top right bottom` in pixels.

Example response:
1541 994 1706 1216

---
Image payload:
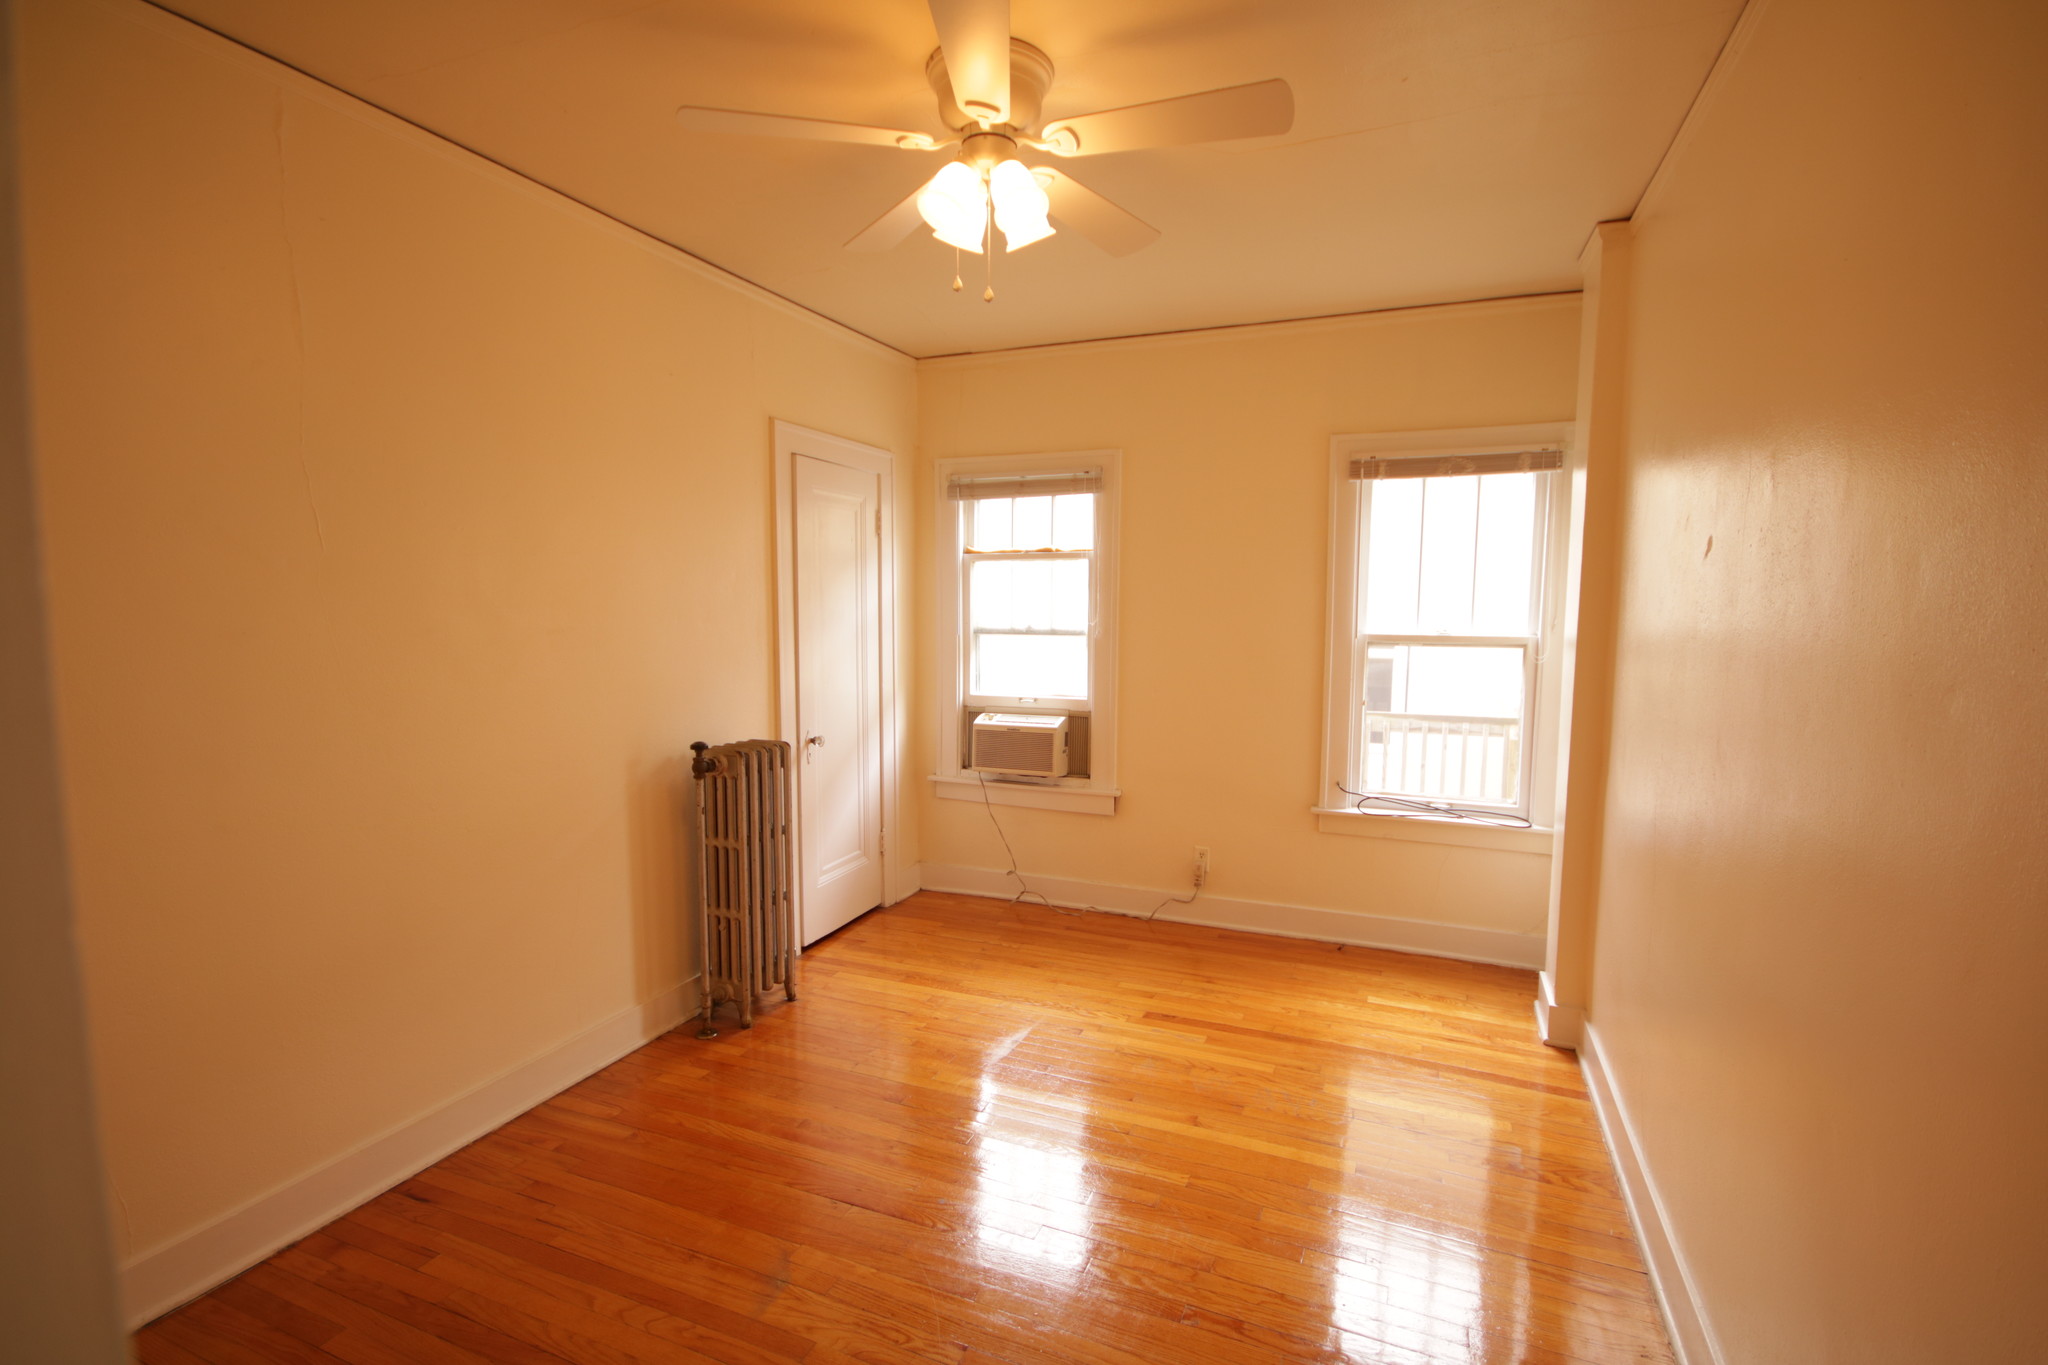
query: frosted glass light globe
989 159 1055 251
917 161 989 252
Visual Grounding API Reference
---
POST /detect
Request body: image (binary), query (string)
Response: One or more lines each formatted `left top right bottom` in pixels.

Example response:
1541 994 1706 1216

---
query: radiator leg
778 744 799 1002
738 751 757 1031
774 740 798 1010
691 743 720 1040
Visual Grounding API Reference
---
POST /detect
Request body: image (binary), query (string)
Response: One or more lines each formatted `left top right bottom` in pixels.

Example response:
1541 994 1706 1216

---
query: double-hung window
933 453 1120 815
1322 426 1569 829
957 469 1099 704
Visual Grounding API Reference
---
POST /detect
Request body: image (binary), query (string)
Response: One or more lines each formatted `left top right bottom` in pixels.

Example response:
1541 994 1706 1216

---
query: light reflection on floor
970 1054 1095 1274
1328 1213 1487 1363
1323 1069 1493 1362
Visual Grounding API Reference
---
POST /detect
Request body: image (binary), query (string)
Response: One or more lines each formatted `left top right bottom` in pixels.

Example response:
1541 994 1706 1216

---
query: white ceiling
157 0 1746 357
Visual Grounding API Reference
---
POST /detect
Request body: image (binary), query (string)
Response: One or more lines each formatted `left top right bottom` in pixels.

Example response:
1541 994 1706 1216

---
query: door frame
771 420 908 930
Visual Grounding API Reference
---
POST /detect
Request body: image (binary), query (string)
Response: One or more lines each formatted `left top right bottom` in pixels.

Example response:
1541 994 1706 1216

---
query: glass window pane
1471 473 1537 634
975 633 1088 699
969 558 1089 632
1051 494 1095 550
971 497 1013 551
1416 476 1480 633
1011 496 1053 549
1388 643 1523 717
1364 644 1396 712
965 490 1095 552
1363 472 1543 637
1051 558 1088 631
968 557 1016 630
1361 481 1423 633
1359 643 1525 806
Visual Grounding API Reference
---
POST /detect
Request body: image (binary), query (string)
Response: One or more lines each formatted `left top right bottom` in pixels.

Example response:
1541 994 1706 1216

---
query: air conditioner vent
969 713 1070 779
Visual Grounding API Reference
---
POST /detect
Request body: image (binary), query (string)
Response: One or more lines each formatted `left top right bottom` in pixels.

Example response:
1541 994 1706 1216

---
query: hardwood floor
135 891 1674 1365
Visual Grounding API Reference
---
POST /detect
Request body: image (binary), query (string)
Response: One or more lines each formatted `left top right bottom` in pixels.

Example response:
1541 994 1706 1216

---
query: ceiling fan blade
846 177 940 252
676 106 940 150
928 0 1011 125
1038 169 1160 257
1040 79 1293 157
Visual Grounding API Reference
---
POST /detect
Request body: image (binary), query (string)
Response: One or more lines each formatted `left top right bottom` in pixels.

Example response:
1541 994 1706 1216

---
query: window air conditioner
969 713 1070 779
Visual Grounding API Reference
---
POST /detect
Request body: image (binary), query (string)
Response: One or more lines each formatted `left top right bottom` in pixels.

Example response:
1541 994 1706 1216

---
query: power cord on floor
974 772 1202 921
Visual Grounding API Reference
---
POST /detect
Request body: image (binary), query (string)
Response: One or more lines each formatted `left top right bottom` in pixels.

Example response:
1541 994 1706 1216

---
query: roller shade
947 470 1103 501
1349 450 1563 480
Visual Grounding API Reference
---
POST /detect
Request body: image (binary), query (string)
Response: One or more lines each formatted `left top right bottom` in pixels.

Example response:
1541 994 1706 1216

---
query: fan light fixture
916 161 989 252
989 159 1054 250
675 1 1299 300
916 157 1054 254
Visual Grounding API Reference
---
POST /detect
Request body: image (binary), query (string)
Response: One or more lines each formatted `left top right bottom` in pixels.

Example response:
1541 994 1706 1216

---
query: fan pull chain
983 215 995 302
952 245 962 293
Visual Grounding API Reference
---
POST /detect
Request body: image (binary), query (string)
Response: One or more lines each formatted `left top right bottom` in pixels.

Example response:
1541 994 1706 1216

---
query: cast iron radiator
689 739 798 1034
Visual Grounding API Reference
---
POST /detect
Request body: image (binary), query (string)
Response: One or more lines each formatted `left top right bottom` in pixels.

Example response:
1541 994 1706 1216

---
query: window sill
1313 807 1554 854
932 775 1118 816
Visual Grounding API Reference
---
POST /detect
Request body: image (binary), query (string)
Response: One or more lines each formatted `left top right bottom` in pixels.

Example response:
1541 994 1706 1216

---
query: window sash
972 627 1088 639
1356 472 1547 638
1352 636 1535 811
1347 470 1552 818
970 630 1089 699
969 630 1091 702
960 510 1098 708
962 550 1091 562
1362 632 1535 649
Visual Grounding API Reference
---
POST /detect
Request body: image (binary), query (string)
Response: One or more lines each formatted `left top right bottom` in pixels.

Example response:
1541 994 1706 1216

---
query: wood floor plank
134 891 1674 1364
149 1297 351 1365
131 1331 218 1365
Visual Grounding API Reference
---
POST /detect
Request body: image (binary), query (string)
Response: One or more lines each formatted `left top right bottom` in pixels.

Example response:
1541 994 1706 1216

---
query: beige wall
1586 0 2047 1360
19 0 914 1277
37 0 2046 1354
0 1 127 1355
916 296 1579 939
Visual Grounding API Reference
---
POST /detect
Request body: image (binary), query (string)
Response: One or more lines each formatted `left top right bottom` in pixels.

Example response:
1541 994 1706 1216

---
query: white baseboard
1535 969 1586 1049
886 860 923 906
917 863 1544 968
121 979 693 1327
1578 1024 1722 1365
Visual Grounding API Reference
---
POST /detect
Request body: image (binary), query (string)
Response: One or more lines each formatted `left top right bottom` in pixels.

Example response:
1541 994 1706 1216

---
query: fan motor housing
926 38 1054 133
959 131 1020 169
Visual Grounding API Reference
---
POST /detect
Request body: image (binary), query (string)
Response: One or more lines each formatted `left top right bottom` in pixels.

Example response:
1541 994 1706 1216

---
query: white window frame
930 450 1120 816
1317 424 1570 852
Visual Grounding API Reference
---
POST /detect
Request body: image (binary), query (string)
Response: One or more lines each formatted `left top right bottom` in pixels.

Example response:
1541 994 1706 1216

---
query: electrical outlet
1193 846 1210 886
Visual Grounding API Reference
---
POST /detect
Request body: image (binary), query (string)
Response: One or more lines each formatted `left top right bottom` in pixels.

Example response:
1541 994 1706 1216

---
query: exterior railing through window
1362 712 1522 807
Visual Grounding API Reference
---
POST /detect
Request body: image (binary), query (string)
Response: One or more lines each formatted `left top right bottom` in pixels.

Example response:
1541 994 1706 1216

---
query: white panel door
792 453 883 943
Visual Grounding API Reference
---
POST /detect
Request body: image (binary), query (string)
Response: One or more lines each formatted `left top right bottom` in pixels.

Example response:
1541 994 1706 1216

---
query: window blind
1349 450 1563 481
947 470 1103 501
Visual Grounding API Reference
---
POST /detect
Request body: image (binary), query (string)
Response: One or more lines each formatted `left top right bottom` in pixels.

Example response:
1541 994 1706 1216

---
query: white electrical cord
974 772 1202 921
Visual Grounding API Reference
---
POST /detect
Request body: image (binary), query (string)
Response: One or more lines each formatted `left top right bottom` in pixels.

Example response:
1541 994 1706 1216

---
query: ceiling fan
674 0 1293 290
